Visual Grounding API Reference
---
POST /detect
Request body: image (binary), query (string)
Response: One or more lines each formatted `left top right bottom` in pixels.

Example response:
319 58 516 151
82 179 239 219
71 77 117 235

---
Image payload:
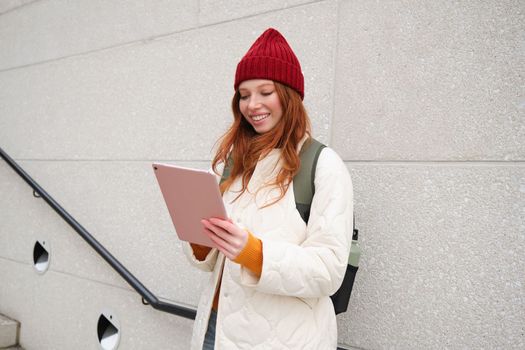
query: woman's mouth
251 113 270 122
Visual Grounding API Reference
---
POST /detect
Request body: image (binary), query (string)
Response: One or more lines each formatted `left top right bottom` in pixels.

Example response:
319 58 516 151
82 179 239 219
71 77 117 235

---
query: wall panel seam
0 0 327 74
0 256 32 266
0 256 197 307
343 161 525 166
0 0 41 16
328 0 341 147
197 0 323 25
11 159 212 163
8 159 525 165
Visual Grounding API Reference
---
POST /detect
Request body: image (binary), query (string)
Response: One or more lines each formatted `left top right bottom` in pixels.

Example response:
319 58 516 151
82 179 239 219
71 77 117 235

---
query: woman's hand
201 218 248 260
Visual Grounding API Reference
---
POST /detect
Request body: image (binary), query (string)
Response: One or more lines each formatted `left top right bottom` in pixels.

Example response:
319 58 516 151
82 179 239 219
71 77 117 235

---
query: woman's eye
240 95 249 100
261 91 273 96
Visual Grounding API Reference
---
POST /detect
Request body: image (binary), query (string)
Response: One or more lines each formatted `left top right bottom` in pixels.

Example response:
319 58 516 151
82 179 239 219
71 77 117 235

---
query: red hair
212 82 311 205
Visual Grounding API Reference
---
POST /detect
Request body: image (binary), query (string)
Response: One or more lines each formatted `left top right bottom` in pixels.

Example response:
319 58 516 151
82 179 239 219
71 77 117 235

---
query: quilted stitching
186 146 353 349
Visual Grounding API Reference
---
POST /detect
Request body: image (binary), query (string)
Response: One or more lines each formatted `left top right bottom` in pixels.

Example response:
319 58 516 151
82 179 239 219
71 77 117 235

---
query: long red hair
212 82 311 204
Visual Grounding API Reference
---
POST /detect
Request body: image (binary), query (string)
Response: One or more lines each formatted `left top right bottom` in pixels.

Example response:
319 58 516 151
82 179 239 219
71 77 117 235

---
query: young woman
183 28 353 349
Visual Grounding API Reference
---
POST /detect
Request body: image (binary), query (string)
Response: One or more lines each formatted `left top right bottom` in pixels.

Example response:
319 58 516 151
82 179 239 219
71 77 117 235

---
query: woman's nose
248 96 262 110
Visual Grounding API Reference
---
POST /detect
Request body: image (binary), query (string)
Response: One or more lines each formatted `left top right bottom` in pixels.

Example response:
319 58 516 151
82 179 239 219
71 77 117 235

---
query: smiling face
238 79 283 134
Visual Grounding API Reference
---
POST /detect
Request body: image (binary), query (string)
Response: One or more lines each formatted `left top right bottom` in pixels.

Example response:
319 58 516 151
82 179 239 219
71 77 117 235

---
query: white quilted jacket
183 144 353 349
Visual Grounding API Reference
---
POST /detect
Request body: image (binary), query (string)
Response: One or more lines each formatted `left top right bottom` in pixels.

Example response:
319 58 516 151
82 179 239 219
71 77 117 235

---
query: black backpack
220 138 359 314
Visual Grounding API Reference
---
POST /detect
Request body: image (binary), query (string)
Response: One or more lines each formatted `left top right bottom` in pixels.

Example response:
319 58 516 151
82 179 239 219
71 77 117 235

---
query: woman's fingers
208 218 237 236
204 229 234 259
202 220 236 257
202 220 231 242
209 218 247 246
202 218 248 259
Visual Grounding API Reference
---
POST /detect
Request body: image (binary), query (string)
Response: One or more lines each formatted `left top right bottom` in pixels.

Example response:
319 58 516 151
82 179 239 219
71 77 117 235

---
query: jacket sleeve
182 241 219 272
239 147 353 298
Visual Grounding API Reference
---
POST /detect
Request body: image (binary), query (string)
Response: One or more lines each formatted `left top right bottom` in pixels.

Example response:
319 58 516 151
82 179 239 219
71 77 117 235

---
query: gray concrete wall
0 1 523 349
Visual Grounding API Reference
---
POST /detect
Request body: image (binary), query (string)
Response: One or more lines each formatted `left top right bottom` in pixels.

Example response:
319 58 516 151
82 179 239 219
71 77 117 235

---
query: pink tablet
153 163 227 248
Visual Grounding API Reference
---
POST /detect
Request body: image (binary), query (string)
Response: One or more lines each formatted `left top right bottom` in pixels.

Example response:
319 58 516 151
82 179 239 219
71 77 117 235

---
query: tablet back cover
153 163 226 248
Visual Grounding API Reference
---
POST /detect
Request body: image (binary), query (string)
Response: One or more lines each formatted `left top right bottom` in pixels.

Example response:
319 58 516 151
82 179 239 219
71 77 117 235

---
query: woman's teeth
252 114 269 121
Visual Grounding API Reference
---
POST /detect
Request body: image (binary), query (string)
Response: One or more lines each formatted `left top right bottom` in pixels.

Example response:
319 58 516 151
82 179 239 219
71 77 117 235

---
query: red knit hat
234 28 304 99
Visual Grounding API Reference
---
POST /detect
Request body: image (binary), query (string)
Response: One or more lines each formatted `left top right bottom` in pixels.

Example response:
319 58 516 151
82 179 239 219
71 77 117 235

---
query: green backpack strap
219 153 233 186
219 138 327 224
294 138 326 223
221 140 358 314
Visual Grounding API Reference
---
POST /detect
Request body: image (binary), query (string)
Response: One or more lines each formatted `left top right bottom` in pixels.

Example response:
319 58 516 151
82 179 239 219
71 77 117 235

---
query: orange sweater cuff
234 231 263 278
190 243 212 261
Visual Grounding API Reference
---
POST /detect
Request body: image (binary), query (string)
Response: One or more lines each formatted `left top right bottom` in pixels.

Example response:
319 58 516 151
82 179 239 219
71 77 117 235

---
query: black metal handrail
0 146 196 320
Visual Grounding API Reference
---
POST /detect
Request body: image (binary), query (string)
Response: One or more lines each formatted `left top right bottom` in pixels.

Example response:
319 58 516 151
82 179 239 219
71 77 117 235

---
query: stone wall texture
1 1 523 349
